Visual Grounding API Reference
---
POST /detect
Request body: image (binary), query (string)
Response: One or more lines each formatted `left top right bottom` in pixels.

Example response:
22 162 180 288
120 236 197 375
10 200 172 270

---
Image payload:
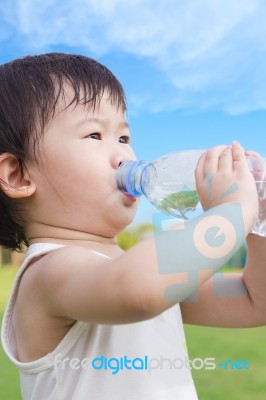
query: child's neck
26 223 119 249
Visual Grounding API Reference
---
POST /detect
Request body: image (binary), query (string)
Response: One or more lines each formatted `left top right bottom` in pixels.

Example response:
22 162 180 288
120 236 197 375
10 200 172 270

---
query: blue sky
0 0 266 224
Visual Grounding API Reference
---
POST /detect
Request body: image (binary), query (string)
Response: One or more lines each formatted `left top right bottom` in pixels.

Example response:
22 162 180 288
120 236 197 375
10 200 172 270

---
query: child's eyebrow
75 117 129 129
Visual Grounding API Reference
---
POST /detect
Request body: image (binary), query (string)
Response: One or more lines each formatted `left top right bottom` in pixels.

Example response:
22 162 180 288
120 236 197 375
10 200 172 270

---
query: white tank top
1 243 198 400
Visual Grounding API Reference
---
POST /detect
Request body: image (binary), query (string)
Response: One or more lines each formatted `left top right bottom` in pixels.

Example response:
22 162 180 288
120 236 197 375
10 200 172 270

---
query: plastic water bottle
116 150 266 236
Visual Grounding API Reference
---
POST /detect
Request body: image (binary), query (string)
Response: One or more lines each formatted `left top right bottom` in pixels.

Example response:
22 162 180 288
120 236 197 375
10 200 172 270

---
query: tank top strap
27 242 111 259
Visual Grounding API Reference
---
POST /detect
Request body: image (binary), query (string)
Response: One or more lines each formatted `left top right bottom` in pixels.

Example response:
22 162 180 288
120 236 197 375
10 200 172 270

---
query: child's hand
195 141 259 234
245 149 266 235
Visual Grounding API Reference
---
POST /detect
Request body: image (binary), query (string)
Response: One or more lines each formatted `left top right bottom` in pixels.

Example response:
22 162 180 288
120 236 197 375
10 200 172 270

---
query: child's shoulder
15 242 150 330
26 244 113 291
17 244 114 322
14 245 107 362
13 244 117 362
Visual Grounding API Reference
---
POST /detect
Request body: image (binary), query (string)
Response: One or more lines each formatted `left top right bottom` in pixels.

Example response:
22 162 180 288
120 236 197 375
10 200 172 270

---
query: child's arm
34 142 259 325
181 148 266 328
180 234 266 328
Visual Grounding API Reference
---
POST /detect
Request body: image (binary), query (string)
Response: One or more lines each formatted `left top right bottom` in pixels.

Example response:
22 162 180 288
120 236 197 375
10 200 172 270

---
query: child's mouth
124 193 137 203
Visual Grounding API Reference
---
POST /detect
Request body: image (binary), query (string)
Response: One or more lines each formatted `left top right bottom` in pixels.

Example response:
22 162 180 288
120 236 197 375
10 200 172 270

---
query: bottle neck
116 160 148 196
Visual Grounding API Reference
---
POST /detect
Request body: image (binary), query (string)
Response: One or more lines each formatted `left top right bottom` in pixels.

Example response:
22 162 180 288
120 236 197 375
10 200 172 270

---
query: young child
0 53 265 400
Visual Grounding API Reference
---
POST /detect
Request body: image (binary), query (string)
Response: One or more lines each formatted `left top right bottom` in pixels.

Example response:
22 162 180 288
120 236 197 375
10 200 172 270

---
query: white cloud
1 0 266 114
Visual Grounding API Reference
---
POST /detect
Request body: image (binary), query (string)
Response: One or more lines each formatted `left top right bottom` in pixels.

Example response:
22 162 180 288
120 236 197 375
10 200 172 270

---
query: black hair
0 52 127 251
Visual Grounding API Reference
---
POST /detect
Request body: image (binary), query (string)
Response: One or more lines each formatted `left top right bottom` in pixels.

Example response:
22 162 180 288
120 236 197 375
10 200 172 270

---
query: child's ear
0 153 36 199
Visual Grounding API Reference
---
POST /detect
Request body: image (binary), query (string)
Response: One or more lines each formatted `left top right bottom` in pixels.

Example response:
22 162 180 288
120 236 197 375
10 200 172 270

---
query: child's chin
119 210 137 228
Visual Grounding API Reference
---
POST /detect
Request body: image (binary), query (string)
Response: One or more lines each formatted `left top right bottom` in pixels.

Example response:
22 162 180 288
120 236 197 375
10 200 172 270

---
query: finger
218 146 233 172
232 141 248 173
195 150 207 183
245 150 261 158
203 145 228 175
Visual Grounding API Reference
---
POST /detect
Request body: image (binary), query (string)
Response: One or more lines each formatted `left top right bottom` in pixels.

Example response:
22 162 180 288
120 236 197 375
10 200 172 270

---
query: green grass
0 266 266 399
0 265 21 399
185 325 266 399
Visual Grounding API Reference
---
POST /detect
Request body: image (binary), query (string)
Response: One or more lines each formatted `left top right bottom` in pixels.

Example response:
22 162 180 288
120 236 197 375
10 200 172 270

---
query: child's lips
124 193 137 203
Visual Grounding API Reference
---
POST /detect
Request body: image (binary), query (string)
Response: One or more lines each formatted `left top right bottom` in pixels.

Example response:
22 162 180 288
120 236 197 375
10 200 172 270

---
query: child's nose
110 154 127 169
110 151 135 170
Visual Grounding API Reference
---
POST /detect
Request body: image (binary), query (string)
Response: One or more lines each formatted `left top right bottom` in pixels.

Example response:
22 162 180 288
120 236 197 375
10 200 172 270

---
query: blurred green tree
117 223 155 250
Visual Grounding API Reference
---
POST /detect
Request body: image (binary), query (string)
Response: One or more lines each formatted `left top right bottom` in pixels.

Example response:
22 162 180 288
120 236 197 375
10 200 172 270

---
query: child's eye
119 136 130 144
86 133 101 140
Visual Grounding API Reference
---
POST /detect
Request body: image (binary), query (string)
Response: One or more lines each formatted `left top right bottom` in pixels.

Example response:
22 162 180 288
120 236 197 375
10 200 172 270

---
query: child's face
26 89 139 240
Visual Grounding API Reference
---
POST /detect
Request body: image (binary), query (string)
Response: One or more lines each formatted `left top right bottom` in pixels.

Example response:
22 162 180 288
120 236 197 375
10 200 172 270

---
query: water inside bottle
157 180 266 226
157 189 200 220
